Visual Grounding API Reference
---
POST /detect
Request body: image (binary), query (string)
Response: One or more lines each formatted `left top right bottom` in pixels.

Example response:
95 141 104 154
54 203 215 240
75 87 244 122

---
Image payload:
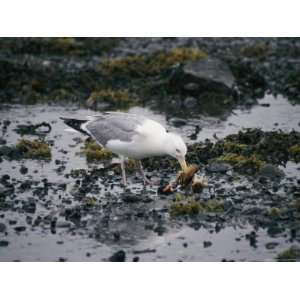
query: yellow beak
177 157 188 171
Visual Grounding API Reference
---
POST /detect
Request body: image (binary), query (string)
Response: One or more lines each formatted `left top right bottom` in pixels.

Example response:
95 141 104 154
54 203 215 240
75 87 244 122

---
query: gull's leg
138 160 152 185
120 156 127 186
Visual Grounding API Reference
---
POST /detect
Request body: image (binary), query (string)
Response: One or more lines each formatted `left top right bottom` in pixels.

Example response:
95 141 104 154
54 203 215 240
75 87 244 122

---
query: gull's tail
60 117 91 136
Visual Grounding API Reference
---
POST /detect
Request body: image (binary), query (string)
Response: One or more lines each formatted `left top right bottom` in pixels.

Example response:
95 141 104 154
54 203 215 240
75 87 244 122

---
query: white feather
64 128 78 133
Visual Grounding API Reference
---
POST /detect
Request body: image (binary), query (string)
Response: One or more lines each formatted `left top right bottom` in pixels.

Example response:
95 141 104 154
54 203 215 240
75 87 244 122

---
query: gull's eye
176 148 180 153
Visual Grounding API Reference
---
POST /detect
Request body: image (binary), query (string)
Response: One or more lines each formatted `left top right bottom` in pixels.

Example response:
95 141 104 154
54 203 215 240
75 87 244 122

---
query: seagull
61 112 187 186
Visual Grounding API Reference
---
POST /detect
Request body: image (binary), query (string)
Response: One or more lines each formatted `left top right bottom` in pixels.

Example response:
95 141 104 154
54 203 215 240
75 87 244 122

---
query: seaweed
288 145 300 162
217 153 265 172
169 194 224 216
240 43 270 58
0 37 120 56
86 89 139 109
276 246 300 262
80 139 112 162
16 139 51 160
188 129 300 171
100 47 207 78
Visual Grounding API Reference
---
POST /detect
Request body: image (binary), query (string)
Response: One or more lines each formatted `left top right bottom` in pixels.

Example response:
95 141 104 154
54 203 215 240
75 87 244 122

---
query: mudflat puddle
0 94 300 261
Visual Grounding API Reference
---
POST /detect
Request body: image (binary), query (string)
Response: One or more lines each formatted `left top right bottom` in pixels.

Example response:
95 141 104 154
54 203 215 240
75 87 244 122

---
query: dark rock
242 207 263 215
33 216 42 226
121 192 141 203
206 161 232 173
265 242 279 250
260 103 270 107
203 241 212 248
170 58 235 96
183 82 200 92
15 122 52 136
0 223 6 232
170 118 187 127
14 226 26 232
245 231 257 248
26 216 33 225
154 225 166 236
22 199 36 214
1 174 10 182
258 164 284 180
58 257 67 262
183 97 198 109
56 220 72 228
51 219 57 234
0 240 9 247
19 165 28 175
133 248 156 254
109 250 126 262
65 207 81 224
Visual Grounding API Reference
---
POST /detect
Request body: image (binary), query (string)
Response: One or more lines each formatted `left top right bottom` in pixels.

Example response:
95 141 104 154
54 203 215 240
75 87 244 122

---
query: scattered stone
170 57 235 95
183 97 198 109
14 226 26 232
133 248 156 254
22 199 36 214
203 241 212 248
258 164 284 179
109 250 126 262
245 231 257 248
183 83 200 92
15 122 52 136
206 161 232 173
265 242 279 250
276 246 300 262
58 257 67 262
121 192 141 203
170 118 187 127
0 223 6 232
0 240 9 247
19 165 28 175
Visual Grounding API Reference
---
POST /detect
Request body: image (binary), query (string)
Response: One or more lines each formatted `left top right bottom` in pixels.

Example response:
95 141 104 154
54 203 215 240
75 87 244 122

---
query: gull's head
164 132 187 171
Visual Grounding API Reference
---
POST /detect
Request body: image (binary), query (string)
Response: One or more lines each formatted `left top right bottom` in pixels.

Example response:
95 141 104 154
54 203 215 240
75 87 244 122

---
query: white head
164 132 188 170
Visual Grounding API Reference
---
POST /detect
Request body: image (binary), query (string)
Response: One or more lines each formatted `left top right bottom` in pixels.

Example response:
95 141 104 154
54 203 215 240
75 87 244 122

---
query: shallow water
0 94 300 261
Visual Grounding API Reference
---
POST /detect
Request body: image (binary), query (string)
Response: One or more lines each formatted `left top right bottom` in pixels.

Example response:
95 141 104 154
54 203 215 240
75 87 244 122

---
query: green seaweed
205 199 225 212
170 199 201 216
86 89 138 109
84 196 97 207
100 47 208 78
169 194 224 216
0 37 120 56
276 246 300 262
16 139 51 160
288 145 300 162
81 139 112 162
240 43 270 58
217 153 265 172
223 142 247 154
265 207 281 218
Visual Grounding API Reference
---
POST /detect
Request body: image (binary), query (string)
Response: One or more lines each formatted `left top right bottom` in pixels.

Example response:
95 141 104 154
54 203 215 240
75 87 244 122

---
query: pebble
265 242 279 250
203 241 212 248
0 240 9 247
109 250 126 262
0 223 6 232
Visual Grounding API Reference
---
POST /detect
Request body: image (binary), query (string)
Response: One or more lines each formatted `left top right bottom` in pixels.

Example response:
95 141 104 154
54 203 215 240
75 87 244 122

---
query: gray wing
84 112 147 146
